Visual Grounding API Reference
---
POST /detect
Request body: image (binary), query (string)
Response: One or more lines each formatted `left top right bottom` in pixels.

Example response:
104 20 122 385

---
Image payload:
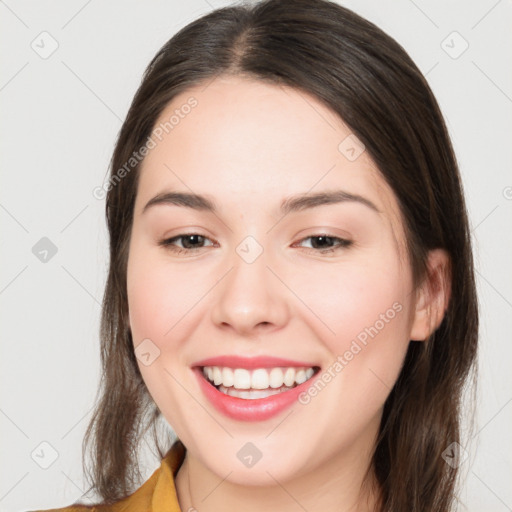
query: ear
410 249 451 341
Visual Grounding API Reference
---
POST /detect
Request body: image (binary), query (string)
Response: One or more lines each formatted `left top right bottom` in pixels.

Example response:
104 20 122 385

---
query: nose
210 245 291 337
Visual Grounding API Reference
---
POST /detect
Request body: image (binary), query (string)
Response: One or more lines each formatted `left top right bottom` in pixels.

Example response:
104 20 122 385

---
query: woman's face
127 75 419 485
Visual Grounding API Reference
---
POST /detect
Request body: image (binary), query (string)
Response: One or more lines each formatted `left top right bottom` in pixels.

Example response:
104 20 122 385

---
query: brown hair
80 0 478 509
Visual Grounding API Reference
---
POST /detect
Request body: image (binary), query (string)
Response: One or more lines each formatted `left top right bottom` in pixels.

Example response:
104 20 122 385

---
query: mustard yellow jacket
32 440 186 512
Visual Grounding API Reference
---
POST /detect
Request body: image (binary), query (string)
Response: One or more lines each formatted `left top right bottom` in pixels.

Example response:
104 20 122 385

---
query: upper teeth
202 366 316 390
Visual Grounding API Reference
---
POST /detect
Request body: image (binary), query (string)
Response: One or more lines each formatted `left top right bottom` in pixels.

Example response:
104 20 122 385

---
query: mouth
191 355 322 421
197 365 321 400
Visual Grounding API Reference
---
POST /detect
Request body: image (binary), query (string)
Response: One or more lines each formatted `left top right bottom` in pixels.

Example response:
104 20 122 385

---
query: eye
294 234 353 254
158 233 216 254
159 233 353 255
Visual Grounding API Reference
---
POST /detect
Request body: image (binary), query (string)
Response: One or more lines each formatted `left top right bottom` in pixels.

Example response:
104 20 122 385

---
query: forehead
136 75 402 226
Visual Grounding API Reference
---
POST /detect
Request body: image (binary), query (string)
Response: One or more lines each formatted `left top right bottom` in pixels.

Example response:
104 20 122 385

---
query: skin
126 75 450 512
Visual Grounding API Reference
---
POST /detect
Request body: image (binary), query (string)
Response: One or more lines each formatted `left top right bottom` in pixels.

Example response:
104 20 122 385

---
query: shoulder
28 468 160 512
27 471 158 512
26 506 97 512
29 439 186 512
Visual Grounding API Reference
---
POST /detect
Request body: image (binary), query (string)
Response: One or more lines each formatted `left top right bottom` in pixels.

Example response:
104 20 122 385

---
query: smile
192 357 321 422
202 366 316 399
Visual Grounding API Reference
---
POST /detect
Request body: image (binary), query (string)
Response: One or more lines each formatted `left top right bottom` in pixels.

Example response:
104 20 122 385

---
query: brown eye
159 233 215 253
295 234 353 253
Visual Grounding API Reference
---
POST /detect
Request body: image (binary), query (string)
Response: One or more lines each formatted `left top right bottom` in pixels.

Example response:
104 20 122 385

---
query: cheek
126 244 212 426
288 259 412 444
126 243 214 352
293 257 409 340
290 253 412 390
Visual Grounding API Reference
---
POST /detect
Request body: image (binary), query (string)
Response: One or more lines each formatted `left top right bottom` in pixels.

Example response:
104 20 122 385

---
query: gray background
1 0 511 510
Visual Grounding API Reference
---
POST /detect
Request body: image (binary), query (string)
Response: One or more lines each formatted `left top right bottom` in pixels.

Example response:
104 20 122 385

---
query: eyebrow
142 189 380 216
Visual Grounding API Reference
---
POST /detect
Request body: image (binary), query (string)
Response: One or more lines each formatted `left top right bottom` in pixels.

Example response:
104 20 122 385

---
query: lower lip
193 367 317 422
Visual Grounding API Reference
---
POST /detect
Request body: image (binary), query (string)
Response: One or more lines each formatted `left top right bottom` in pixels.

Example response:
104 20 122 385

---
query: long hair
80 1 478 509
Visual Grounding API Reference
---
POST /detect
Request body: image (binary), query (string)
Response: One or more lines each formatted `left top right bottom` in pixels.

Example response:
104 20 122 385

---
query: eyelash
158 233 353 255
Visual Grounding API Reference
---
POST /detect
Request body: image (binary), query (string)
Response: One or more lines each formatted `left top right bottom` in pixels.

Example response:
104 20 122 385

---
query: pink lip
192 355 316 369
193 366 319 422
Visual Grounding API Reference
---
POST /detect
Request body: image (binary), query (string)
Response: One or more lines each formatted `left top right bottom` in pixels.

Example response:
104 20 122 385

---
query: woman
37 0 478 510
